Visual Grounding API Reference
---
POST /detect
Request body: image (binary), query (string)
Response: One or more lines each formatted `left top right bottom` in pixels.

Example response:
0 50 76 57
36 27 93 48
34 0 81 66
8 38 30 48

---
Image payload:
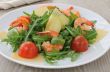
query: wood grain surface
0 0 110 72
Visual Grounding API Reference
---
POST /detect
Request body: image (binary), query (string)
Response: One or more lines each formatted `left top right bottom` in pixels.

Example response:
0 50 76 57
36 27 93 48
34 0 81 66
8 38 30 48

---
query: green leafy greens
2 6 98 64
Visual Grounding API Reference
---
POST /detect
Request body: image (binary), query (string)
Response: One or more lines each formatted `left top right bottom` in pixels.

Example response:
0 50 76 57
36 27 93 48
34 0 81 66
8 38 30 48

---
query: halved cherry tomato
71 35 88 52
18 41 39 59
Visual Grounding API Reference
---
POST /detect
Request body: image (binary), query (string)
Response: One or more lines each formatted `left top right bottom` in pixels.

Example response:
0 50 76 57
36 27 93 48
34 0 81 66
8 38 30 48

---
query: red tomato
18 41 39 59
71 35 88 52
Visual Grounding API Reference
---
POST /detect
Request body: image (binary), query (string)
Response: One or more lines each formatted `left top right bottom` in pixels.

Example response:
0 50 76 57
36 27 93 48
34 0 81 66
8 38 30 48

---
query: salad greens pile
2 6 97 64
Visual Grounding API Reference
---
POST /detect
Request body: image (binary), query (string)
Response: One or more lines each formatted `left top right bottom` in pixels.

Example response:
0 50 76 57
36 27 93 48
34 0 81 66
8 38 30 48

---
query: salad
3 5 97 64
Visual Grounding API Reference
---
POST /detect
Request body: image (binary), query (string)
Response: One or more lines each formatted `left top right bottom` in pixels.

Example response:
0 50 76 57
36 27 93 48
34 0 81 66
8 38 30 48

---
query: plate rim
0 3 110 69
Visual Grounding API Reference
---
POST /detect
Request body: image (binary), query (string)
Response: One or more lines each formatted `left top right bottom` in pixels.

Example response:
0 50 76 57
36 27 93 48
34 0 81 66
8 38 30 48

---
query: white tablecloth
0 0 41 9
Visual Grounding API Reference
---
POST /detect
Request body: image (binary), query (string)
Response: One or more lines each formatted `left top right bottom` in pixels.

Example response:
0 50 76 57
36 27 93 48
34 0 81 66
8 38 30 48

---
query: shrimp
74 17 94 30
42 41 53 52
10 16 30 30
37 30 59 37
62 6 80 17
42 41 63 52
72 10 80 17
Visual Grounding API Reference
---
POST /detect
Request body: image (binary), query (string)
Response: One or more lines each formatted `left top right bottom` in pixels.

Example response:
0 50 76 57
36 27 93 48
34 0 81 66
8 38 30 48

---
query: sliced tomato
71 35 88 52
18 41 39 59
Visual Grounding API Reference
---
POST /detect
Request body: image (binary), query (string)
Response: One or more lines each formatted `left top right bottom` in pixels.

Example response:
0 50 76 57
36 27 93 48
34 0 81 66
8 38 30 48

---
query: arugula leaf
60 30 70 36
68 17 74 27
23 11 31 16
7 28 19 39
42 50 80 64
84 28 97 40
51 37 65 45
30 11 38 22
24 11 51 41
24 18 39 41
65 26 75 37
32 35 51 43
88 39 96 44
72 26 83 36
91 20 97 24
3 28 26 52
68 12 78 27
36 43 42 52
70 12 78 20
65 26 82 37
43 51 69 64
44 55 56 64
68 51 80 61
24 11 38 23
45 51 69 56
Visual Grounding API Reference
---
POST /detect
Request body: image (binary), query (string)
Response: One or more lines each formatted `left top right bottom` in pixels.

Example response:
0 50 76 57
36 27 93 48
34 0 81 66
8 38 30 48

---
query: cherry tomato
18 41 39 59
71 35 88 52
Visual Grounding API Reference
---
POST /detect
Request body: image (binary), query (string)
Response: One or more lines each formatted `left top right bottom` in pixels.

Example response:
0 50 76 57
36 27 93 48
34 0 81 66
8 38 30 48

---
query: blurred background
0 0 110 22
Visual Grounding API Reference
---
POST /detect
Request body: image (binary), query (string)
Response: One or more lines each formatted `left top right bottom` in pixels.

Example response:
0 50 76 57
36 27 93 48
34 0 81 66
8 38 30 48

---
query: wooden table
0 0 110 72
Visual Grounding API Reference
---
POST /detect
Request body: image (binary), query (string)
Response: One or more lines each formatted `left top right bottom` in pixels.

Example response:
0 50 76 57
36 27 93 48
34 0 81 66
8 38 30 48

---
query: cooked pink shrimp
42 41 53 52
62 6 80 17
72 10 80 17
36 30 59 37
62 6 73 16
74 17 94 30
42 41 63 52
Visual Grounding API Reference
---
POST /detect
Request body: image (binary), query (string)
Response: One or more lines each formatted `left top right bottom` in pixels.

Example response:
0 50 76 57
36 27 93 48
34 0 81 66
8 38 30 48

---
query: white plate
0 3 110 69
